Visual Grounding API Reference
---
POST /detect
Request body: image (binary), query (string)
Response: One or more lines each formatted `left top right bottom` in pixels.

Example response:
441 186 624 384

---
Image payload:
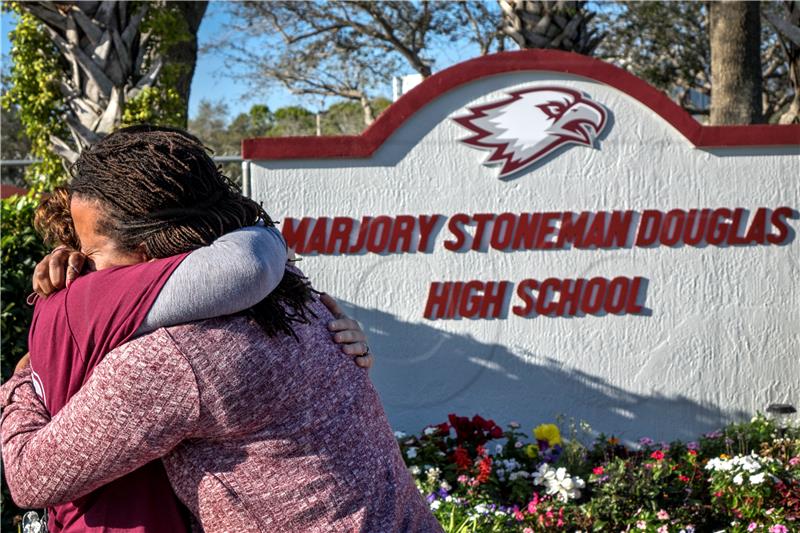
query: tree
188 99 236 153
499 0 603 54
211 1 502 128
763 1 800 123
160 2 209 109
228 104 274 140
0 101 32 186
595 1 792 123
2 1 207 187
595 2 711 117
709 1 763 124
321 98 391 135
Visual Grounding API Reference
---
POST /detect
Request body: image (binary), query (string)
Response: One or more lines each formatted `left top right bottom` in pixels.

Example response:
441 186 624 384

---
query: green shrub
1 193 47 530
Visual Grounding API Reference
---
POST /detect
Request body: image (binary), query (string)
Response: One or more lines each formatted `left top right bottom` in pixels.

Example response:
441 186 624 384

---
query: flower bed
397 414 800 532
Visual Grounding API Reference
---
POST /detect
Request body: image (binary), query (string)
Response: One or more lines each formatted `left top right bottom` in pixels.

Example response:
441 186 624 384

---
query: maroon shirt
28 255 189 533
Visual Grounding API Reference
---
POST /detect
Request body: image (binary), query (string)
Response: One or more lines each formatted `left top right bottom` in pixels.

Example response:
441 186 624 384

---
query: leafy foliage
0 6 68 191
122 2 195 127
0 193 47 530
0 195 45 379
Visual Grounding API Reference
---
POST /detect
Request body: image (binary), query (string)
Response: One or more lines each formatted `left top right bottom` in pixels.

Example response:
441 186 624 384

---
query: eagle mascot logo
453 86 608 179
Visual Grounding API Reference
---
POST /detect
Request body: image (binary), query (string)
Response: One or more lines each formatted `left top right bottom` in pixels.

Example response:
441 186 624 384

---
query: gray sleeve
135 225 287 336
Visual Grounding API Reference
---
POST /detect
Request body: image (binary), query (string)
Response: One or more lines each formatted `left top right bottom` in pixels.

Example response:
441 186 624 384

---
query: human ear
136 243 151 262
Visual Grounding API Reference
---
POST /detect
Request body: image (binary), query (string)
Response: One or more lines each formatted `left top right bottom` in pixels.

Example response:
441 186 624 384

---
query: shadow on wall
337 300 748 444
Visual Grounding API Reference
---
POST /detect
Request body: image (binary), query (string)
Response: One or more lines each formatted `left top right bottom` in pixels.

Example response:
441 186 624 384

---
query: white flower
515 441 524 448
544 467 585 502
406 447 418 459
474 503 489 515
409 465 421 476
394 431 407 439
495 444 504 455
423 427 437 436
426 467 441 483
706 457 733 472
440 480 451 491
749 472 765 485
733 473 744 485
430 500 441 511
532 463 552 486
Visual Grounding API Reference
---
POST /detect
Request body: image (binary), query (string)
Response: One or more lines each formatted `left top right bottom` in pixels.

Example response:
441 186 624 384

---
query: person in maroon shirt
14 155 374 532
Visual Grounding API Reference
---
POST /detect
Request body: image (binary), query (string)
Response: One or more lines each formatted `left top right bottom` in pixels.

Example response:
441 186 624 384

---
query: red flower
592 466 604 475
678 474 690 483
453 446 472 470
447 413 503 446
687 449 697 456
650 450 665 461
476 456 492 484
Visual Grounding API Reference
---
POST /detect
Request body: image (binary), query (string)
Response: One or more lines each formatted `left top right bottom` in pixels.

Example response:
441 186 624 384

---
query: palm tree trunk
499 0 603 55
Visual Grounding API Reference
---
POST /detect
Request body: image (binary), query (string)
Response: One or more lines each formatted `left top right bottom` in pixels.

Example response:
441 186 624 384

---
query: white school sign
243 50 800 441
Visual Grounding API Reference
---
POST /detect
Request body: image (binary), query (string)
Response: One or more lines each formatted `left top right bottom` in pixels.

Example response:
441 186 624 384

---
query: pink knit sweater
1 298 441 532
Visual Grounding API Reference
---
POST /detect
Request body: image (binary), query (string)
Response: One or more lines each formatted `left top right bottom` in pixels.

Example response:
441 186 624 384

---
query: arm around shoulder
139 225 288 334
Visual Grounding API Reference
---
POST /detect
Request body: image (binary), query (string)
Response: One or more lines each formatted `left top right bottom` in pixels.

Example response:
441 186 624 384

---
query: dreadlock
69 124 316 339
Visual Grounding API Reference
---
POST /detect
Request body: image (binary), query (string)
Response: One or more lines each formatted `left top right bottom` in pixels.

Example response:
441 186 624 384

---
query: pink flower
593 466 604 475
513 506 524 521
636 521 647 530
527 492 540 514
657 526 668 533
769 526 788 533
657 509 670 520
523 529 534 533
789 456 800 467
748 523 758 532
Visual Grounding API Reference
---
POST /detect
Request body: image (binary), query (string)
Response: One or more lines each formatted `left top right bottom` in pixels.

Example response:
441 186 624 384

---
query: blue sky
2 1 485 122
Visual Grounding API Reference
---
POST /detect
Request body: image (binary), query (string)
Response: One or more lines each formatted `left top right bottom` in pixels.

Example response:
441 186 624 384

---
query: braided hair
69 124 316 339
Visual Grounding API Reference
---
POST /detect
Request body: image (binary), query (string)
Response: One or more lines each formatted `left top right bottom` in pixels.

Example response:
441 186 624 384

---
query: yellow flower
525 444 538 459
533 424 562 447
719 454 730 460
608 436 620 445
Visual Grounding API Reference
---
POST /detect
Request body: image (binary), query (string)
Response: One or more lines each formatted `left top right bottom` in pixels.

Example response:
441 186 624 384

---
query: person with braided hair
2 125 440 532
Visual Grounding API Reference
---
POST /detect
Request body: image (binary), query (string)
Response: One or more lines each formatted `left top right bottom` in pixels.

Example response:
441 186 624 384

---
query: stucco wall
247 71 799 442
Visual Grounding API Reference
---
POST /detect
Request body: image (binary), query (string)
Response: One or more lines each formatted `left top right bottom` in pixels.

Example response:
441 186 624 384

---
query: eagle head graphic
453 87 608 178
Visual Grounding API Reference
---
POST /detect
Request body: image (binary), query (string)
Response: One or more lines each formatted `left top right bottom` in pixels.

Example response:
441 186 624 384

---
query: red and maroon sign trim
242 49 800 161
